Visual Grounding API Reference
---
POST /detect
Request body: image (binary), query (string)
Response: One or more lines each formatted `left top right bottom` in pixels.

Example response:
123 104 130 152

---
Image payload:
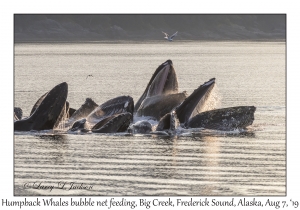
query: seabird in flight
162 31 178 41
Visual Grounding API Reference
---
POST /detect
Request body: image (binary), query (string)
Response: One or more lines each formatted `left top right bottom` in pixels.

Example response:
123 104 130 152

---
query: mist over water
14 41 285 196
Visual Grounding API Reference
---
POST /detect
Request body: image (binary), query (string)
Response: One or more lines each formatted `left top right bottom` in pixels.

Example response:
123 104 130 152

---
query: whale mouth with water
134 60 178 113
14 60 256 136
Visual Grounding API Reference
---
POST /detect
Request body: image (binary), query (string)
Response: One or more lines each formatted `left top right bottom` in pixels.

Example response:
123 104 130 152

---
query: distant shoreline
14 39 286 44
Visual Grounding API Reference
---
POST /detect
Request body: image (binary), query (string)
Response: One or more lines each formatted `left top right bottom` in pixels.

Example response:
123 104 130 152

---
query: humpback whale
69 118 88 132
185 106 256 131
14 59 256 134
69 96 134 133
128 120 152 134
87 96 133 129
30 91 48 116
136 92 187 120
14 82 68 131
87 96 134 126
134 60 184 120
29 91 73 122
132 60 256 133
92 112 132 133
156 110 180 132
65 98 99 129
134 60 178 112
155 77 255 132
175 78 216 123
155 113 172 131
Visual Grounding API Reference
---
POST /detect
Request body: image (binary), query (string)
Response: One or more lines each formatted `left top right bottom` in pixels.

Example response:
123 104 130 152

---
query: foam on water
133 114 159 125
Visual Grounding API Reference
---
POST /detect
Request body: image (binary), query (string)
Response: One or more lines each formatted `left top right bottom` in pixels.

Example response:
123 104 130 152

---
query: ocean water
14 41 286 196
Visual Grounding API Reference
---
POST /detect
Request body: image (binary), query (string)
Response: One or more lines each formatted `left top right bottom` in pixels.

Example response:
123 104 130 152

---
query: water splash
54 119 70 132
199 84 222 113
53 106 70 132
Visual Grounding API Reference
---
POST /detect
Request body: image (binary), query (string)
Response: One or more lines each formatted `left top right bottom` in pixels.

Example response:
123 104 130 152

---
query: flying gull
162 31 178 41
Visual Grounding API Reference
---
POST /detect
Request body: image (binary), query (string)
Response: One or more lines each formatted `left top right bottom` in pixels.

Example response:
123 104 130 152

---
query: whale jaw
14 82 68 131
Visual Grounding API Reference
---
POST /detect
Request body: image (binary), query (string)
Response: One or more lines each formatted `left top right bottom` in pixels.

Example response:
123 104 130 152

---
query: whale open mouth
91 112 132 133
146 64 170 97
134 60 179 112
175 78 216 123
86 96 134 126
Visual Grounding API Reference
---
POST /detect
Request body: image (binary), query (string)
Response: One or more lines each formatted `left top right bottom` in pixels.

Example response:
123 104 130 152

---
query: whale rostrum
14 82 68 131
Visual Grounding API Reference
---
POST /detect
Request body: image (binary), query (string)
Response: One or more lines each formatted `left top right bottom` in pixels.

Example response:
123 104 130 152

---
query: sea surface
14 41 286 196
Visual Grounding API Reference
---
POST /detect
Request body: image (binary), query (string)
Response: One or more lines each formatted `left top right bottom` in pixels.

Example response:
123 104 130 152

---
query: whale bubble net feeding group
14 60 256 135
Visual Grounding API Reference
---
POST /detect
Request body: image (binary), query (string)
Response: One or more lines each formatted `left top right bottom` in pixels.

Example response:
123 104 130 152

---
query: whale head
175 78 216 124
134 60 178 112
14 82 68 131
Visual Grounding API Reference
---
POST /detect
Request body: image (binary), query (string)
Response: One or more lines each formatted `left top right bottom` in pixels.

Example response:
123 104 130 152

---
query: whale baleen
134 60 178 112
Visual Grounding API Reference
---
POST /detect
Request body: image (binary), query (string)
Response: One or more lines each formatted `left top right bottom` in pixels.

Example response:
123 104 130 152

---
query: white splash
199 84 222 113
